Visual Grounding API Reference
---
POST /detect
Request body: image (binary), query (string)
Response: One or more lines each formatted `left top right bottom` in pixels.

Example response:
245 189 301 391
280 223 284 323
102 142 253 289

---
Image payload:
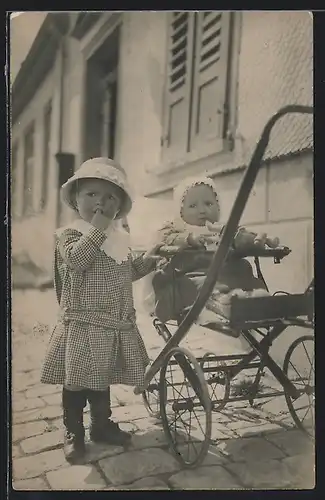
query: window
162 11 233 164
11 142 18 216
23 122 35 215
41 100 52 210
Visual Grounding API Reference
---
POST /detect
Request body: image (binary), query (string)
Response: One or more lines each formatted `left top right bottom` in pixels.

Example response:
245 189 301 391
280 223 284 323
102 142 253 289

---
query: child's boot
88 388 132 446
62 388 87 463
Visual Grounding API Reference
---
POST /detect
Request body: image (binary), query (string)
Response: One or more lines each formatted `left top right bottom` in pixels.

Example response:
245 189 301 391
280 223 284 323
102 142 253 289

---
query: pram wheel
283 335 314 439
142 371 161 419
199 352 231 412
159 347 212 468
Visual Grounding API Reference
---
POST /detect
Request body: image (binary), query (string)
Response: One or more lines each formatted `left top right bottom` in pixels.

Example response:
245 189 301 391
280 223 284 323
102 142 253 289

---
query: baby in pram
144 176 281 328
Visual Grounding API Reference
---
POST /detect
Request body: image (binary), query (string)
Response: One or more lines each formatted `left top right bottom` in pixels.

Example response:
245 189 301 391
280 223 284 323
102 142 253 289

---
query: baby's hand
205 221 224 233
254 232 268 248
91 210 112 231
254 232 280 249
204 234 221 246
265 236 280 248
187 234 206 248
188 233 220 249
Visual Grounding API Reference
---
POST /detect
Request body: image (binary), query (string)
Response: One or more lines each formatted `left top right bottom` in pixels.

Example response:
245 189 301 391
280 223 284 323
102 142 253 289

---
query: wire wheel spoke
142 371 161 418
160 347 212 468
200 353 231 412
283 334 315 439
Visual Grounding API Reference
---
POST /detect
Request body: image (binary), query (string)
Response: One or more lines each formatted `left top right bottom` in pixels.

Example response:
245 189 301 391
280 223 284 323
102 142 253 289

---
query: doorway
83 26 120 161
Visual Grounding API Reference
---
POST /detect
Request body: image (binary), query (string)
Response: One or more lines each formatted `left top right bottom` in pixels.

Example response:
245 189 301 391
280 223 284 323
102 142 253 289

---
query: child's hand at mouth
91 208 114 231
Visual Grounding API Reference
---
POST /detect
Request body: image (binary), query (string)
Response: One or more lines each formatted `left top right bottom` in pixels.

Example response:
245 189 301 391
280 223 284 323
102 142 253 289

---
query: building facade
11 11 313 295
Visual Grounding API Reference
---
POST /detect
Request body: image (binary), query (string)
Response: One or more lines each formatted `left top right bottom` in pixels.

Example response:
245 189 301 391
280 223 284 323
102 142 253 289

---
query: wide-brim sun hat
60 157 133 219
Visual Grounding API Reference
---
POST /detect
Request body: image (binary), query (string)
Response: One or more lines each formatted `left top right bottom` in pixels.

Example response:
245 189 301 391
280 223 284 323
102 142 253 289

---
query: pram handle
156 245 291 260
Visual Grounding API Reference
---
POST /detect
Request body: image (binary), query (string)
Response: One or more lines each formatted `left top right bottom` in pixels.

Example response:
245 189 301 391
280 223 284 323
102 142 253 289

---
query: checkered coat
40 226 154 390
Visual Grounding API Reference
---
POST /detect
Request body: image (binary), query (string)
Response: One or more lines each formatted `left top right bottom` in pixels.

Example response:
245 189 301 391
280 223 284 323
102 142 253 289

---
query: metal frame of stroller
136 105 314 468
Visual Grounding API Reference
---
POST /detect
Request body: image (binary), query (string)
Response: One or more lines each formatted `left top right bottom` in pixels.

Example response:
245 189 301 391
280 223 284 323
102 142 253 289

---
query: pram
136 105 314 468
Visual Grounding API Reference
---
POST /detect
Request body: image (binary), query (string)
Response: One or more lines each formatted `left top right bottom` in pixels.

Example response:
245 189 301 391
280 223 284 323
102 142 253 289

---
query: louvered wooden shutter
162 12 195 162
189 11 231 155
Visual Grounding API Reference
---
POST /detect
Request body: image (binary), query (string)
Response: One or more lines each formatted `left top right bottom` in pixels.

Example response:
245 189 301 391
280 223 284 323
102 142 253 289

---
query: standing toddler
40 158 158 462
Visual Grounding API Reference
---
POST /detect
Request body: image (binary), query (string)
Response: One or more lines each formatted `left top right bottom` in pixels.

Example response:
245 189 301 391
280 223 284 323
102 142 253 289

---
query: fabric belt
59 308 134 331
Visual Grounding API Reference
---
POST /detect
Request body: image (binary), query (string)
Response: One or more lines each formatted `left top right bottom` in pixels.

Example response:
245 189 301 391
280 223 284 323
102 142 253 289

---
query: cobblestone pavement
11 290 315 490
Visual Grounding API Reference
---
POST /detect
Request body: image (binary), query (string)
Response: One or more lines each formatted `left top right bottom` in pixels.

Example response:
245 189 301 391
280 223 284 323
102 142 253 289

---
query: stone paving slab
12 420 49 442
176 441 228 467
227 418 265 431
98 448 180 486
13 405 63 425
130 416 165 433
25 384 61 399
13 397 46 412
210 427 231 440
226 455 315 489
13 370 41 391
110 386 145 406
83 442 125 464
13 477 50 491
109 403 151 422
44 418 64 432
42 392 62 406
111 420 138 435
105 476 170 490
216 435 286 462
211 412 233 424
129 429 168 450
20 429 63 455
282 455 315 489
13 449 66 480
169 465 243 489
264 428 314 457
46 465 107 490
233 421 284 438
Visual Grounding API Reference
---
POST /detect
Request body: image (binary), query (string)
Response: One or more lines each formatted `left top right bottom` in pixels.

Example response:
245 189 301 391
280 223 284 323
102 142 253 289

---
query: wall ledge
144 148 313 198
